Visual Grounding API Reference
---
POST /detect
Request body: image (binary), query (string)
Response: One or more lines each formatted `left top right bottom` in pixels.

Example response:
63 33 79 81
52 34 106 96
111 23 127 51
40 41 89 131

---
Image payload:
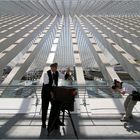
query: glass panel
1 80 139 98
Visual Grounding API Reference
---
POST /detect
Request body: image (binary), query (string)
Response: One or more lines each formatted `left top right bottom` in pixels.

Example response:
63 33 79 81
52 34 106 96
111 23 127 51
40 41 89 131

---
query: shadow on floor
124 119 140 134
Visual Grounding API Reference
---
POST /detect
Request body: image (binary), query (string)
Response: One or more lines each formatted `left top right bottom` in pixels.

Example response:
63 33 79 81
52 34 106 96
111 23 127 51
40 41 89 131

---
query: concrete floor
0 98 140 139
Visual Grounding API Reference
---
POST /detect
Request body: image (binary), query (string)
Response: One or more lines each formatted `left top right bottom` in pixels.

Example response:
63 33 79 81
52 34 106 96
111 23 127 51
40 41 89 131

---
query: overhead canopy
0 0 140 16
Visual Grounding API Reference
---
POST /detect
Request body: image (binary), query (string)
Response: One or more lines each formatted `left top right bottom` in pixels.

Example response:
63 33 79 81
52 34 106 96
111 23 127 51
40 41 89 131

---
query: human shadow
124 118 140 134
39 112 80 139
39 127 62 139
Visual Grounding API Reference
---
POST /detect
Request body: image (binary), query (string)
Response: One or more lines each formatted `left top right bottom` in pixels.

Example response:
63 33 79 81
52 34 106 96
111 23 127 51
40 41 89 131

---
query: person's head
112 85 116 90
111 85 118 92
113 79 123 89
50 63 58 72
67 67 71 72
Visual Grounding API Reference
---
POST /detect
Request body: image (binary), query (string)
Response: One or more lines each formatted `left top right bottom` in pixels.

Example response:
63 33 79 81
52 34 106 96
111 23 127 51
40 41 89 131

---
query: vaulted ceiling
0 0 140 85
0 0 140 16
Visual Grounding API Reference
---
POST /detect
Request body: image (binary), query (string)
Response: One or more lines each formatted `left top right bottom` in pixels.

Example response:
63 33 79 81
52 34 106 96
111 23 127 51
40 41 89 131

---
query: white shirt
43 71 65 85
122 83 137 95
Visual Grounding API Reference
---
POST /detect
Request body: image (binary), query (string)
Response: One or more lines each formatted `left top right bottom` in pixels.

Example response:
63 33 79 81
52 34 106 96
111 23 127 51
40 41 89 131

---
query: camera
53 86 77 111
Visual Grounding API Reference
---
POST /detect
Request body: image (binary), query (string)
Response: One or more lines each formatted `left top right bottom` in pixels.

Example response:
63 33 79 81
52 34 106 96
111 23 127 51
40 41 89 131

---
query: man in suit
41 63 70 128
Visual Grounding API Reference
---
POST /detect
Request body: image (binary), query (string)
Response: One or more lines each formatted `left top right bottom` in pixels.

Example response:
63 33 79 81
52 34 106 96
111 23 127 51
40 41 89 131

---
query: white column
69 16 87 98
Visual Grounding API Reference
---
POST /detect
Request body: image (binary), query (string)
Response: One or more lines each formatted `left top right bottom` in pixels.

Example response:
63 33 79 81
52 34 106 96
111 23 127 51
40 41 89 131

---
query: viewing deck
0 97 140 139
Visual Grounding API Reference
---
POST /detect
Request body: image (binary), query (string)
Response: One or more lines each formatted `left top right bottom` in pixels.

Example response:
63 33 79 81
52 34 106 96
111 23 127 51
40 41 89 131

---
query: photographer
41 63 70 128
64 67 73 85
112 79 138 122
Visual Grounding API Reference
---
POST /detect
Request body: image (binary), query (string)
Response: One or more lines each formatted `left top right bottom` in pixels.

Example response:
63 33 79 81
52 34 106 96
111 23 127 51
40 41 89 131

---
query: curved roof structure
0 0 140 16
0 0 140 86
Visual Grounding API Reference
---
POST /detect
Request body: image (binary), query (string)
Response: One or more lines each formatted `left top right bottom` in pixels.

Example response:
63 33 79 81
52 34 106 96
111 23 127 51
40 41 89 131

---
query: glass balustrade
0 79 140 98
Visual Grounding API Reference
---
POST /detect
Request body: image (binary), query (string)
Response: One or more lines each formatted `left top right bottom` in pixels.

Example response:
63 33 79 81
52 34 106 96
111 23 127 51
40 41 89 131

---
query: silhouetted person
41 63 70 128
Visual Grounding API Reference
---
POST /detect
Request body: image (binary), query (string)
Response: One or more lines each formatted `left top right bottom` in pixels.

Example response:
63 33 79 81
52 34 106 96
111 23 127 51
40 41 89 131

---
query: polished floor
0 98 140 139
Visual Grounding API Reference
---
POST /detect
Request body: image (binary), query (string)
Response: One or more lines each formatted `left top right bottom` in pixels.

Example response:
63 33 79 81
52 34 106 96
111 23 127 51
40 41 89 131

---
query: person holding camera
64 67 74 85
41 63 70 128
112 79 138 122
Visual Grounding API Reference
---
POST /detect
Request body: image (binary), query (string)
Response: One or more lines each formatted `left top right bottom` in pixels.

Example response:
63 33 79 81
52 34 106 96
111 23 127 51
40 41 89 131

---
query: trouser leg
47 101 62 132
125 95 137 118
123 95 137 120
124 95 130 112
41 84 51 125
41 96 50 125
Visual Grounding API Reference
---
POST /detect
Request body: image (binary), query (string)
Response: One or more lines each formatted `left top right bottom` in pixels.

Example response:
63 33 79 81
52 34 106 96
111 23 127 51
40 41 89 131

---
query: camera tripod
47 100 78 139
